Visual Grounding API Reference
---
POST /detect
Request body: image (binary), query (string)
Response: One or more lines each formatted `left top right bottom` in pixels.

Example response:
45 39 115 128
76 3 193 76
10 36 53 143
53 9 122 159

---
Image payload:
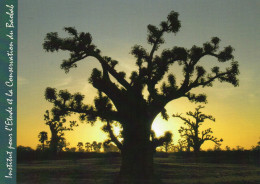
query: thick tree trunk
115 143 161 184
193 141 201 154
50 129 59 156
114 119 161 184
193 144 200 153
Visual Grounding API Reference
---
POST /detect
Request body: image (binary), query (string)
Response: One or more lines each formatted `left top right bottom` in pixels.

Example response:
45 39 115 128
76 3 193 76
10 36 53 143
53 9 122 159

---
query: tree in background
252 139 260 151
66 147 76 152
225 146 231 151
36 144 48 151
85 142 92 152
176 139 188 152
91 141 102 152
57 137 69 152
38 131 48 151
103 141 120 152
173 106 223 153
234 145 244 151
17 145 34 152
214 144 222 151
43 10 239 183
44 110 78 155
77 142 84 152
150 130 173 153
161 131 174 153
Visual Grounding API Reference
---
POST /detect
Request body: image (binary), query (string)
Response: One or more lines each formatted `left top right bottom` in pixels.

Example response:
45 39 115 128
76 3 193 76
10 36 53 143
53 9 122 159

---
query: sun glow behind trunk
152 115 181 143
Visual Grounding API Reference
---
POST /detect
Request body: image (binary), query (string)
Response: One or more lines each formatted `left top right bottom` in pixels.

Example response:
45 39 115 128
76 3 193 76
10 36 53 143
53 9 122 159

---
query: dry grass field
17 156 260 184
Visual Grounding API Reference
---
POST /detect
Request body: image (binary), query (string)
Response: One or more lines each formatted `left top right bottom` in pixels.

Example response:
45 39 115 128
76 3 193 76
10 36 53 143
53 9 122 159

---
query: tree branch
103 121 122 150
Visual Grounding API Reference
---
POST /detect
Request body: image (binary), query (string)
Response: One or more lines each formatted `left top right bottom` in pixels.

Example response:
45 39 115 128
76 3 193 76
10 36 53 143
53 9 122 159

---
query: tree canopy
43 10 239 127
43 10 239 183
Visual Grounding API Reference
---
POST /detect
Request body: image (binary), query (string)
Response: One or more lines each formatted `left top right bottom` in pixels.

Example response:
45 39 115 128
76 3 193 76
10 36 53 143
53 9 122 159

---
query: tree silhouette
57 137 69 152
43 10 239 183
252 139 260 151
91 141 102 152
161 131 173 153
44 110 78 155
176 139 188 152
38 131 48 151
77 142 84 152
85 142 92 152
66 147 76 152
225 146 231 151
103 141 120 152
150 130 173 153
235 145 244 151
173 106 223 153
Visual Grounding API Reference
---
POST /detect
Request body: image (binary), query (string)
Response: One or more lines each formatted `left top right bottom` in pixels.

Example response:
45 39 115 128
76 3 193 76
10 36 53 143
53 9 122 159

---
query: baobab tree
38 131 48 151
44 109 78 155
173 106 223 153
43 10 239 183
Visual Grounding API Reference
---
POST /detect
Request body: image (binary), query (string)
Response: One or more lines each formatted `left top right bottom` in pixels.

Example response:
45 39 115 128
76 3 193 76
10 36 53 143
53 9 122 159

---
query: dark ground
17 151 260 184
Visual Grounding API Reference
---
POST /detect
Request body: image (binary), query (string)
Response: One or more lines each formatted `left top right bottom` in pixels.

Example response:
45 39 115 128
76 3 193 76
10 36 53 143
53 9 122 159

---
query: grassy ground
17 157 260 184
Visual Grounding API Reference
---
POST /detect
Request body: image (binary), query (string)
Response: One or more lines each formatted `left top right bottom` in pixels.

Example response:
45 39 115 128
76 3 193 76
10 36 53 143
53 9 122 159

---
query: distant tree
36 140 50 151
168 144 177 152
17 145 34 152
66 147 76 152
38 131 48 151
214 144 222 151
225 146 231 151
44 110 78 155
91 141 102 152
77 142 84 152
150 130 173 153
235 145 244 151
162 132 173 153
57 137 69 152
176 139 188 152
17 146 34 161
173 106 223 153
36 144 46 151
103 141 120 152
85 142 92 152
43 10 239 183
252 139 260 151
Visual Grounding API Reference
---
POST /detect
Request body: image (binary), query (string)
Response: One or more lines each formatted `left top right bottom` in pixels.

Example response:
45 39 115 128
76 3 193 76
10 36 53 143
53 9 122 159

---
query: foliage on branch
43 10 238 156
43 11 239 115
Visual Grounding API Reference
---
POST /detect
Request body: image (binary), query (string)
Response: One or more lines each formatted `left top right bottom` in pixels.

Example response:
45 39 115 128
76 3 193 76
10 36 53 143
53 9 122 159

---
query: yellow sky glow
18 1 260 151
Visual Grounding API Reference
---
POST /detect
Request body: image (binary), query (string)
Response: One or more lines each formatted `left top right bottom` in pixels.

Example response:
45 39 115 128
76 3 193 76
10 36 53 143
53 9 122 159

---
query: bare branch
173 106 222 152
102 121 122 150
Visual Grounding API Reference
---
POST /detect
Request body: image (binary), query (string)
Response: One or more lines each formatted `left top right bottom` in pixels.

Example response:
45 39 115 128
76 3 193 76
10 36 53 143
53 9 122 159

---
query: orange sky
18 1 260 150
